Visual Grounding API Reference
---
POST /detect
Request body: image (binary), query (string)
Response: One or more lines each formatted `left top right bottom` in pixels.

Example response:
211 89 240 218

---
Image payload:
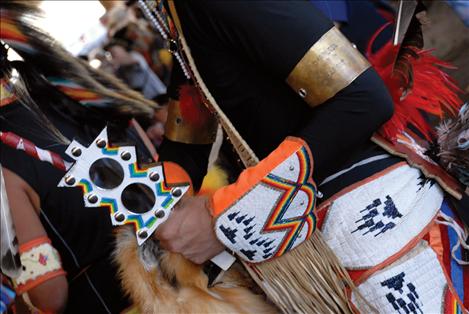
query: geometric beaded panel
322 164 443 269
351 241 449 313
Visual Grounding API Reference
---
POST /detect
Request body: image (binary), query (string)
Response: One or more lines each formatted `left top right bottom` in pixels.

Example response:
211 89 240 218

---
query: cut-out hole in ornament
121 183 156 214
89 158 124 189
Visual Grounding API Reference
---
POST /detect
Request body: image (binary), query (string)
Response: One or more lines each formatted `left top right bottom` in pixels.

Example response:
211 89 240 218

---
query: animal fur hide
113 165 276 313
113 226 277 314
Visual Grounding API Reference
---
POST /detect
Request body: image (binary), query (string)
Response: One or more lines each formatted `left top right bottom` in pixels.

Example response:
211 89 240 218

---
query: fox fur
113 226 276 314
113 164 276 313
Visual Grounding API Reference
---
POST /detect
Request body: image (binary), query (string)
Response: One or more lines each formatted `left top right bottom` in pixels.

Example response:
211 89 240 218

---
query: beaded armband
15 237 65 294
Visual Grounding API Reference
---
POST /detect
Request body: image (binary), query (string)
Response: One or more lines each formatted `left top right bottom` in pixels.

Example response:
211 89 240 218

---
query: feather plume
367 8 463 142
1 2 160 120
437 104 469 187
392 1 425 93
179 84 214 128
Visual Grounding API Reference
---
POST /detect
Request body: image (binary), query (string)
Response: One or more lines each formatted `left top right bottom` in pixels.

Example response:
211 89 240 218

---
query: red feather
178 84 213 128
367 24 463 142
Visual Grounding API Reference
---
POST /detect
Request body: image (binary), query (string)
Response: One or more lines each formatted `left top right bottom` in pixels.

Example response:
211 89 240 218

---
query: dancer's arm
157 1 393 263
3 168 68 313
174 0 394 181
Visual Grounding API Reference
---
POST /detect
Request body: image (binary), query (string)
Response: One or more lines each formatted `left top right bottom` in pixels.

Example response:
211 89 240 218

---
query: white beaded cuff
15 238 65 294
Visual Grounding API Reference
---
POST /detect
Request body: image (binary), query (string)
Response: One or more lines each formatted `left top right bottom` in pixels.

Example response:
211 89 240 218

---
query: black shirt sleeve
183 0 333 79
170 0 393 182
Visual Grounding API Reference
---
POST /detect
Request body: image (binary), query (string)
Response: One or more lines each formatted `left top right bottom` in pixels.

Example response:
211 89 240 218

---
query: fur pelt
113 226 277 314
113 165 275 313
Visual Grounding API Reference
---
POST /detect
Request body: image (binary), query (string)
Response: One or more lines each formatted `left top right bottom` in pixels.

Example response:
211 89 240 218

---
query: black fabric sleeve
0 143 42 195
173 0 394 182
297 68 393 180
182 0 333 79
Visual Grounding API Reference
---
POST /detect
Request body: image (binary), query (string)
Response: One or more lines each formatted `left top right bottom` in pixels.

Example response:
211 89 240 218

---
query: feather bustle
368 38 462 142
437 104 469 187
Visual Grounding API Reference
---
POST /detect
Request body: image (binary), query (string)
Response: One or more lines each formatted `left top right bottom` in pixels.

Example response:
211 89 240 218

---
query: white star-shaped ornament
58 127 190 245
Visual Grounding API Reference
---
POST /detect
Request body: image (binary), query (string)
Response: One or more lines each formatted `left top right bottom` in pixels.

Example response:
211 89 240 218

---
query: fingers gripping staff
57 127 190 245
211 137 318 263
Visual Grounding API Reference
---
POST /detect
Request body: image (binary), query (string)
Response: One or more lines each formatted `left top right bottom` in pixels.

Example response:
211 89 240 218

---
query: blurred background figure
102 2 172 85
447 0 469 27
104 39 166 101
100 2 171 147
1 2 162 311
40 1 172 147
0 279 16 314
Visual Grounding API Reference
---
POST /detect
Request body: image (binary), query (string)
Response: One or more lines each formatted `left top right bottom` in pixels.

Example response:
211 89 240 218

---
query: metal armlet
286 26 370 107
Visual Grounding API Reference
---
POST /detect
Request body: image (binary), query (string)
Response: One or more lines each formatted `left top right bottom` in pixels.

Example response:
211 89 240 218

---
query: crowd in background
81 2 171 147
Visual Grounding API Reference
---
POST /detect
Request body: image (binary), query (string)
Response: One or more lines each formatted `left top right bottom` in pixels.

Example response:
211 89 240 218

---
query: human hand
155 195 225 264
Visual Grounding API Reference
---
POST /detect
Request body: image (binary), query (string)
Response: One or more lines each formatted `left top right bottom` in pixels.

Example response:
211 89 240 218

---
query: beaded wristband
15 237 65 294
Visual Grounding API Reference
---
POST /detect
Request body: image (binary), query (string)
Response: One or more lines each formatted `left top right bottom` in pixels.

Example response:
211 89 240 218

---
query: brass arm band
165 99 218 144
286 27 370 107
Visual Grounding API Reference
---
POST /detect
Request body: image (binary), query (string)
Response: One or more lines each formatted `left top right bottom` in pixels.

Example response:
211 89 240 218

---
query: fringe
436 211 469 266
246 232 366 314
